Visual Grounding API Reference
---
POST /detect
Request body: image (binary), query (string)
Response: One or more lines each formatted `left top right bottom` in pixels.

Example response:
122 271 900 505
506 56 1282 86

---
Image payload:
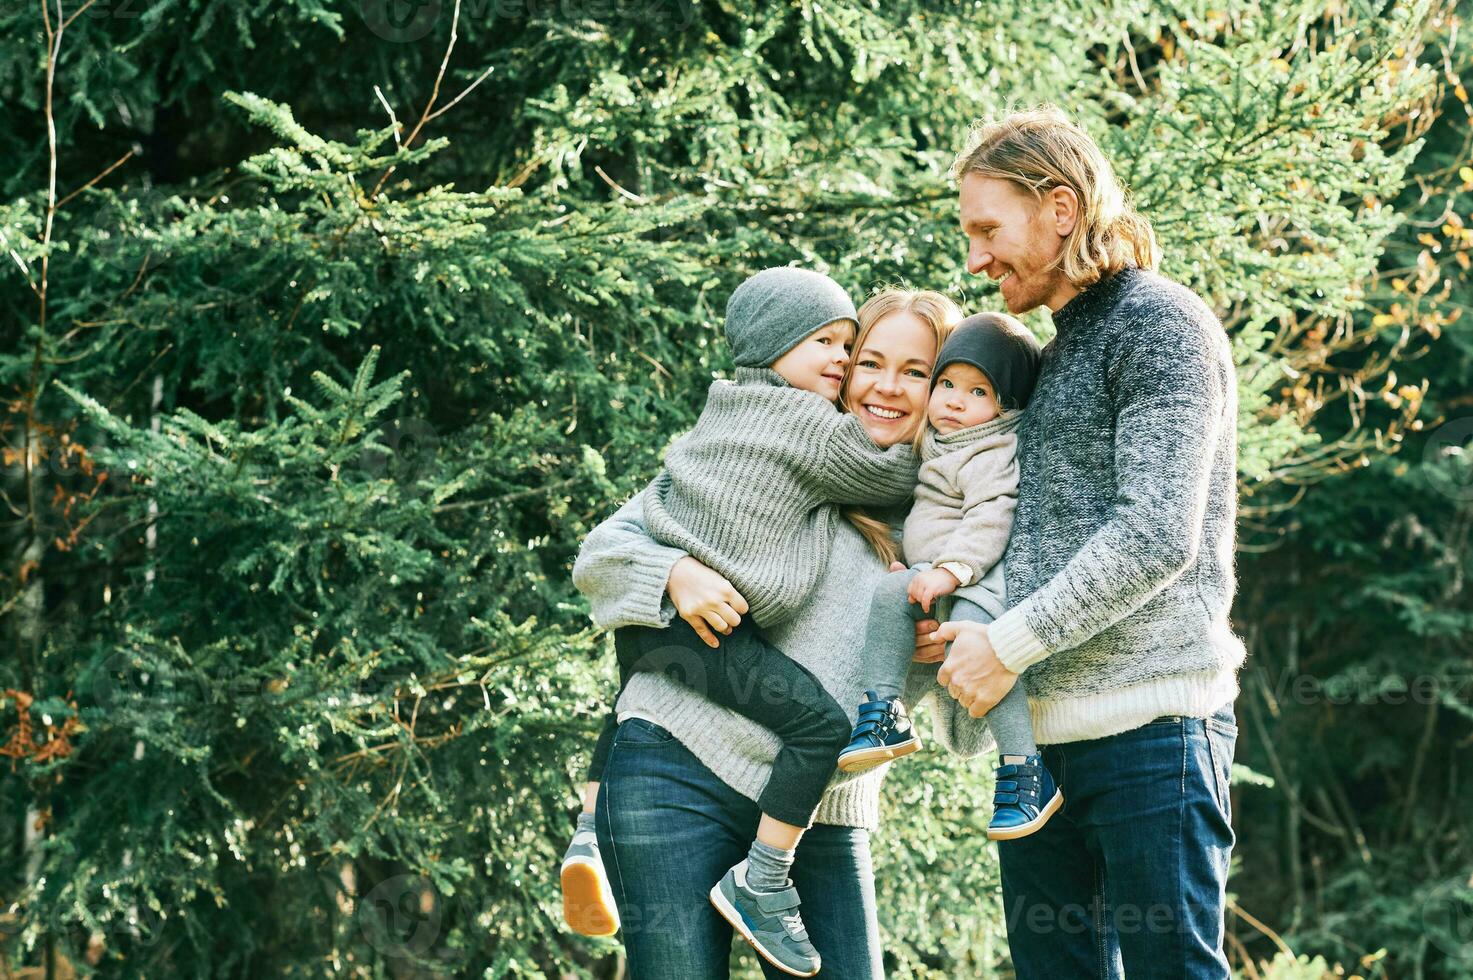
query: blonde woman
570 287 990 979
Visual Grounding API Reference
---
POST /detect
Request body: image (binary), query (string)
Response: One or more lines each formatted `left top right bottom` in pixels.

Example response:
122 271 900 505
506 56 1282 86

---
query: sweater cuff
595 550 686 629
989 604 1051 673
936 561 975 588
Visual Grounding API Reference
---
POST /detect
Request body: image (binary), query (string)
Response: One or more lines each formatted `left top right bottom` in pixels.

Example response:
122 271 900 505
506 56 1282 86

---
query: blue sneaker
836 691 920 773
988 753 1063 840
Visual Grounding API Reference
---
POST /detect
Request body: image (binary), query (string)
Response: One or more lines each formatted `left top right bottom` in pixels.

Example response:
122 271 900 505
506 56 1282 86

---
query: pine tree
1 0 1467 976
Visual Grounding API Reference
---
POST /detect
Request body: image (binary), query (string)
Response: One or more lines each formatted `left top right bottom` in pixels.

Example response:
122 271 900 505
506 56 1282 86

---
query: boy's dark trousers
585 617 852 827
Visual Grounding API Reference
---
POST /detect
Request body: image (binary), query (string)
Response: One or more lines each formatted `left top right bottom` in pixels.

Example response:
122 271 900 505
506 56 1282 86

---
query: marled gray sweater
644 366 918 627
987 267 1245 743
572 491 996 831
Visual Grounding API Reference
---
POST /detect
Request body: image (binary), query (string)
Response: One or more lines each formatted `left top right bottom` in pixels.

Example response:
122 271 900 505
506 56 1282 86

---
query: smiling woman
841 290 960 446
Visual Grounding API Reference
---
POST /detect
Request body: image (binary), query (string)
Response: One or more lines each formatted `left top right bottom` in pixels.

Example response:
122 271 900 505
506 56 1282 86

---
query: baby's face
927 363 1000 433
770 319 855 402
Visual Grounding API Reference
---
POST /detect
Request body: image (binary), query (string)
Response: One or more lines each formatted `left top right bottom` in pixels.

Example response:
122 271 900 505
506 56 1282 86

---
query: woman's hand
666 556 750 649
912 619 946 662
887 561 945 663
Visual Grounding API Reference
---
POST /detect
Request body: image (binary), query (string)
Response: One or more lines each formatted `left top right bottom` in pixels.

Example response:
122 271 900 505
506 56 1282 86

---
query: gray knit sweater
644 366 919 627
572 491 996 831
987 266 1245 743
902 413 1020 620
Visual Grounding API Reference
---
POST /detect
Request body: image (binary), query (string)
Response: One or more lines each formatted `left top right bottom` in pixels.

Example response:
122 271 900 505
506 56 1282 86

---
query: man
934 105 1245 978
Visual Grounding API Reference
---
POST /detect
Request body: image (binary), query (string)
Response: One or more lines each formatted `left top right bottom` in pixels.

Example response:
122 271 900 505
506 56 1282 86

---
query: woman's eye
858 360 879 369
906 369 929 379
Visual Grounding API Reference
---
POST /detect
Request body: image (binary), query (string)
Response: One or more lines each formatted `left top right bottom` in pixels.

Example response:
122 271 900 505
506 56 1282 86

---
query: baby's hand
907 567 961 614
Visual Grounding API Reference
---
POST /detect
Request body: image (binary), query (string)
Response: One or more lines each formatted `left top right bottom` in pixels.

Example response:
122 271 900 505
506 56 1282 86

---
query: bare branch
55 149 135 211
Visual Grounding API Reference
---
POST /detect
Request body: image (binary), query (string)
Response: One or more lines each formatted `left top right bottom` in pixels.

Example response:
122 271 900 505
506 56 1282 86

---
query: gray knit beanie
724 267 859 368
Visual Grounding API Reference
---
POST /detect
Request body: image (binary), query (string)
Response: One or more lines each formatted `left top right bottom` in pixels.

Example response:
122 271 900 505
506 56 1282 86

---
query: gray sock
745 839 796 893
987 681 1038 757
575 811 597 836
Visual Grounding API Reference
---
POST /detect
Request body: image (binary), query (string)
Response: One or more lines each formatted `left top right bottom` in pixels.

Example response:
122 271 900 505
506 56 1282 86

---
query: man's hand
666 556 749 648
934 620 1018 717
907 566 960 614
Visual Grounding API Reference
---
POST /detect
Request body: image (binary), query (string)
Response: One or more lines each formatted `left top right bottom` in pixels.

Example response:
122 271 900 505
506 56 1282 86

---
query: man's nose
967 245 992 276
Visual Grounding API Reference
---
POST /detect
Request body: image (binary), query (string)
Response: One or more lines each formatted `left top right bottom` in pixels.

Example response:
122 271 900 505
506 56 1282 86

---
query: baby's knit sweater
902 413 1020 619
987 266 1245 743
644 366 918 628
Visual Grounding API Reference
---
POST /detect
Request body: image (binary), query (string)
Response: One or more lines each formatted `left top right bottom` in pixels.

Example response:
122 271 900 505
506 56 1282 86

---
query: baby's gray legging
860 565 1037 757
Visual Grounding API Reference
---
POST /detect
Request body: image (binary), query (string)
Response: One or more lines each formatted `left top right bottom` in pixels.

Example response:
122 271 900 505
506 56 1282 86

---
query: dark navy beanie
725 267 859 368
932 312 1043 411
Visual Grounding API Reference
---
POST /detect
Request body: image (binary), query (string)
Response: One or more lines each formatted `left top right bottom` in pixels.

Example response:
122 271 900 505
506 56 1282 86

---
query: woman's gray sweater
572 491 995 831
644 366 919 627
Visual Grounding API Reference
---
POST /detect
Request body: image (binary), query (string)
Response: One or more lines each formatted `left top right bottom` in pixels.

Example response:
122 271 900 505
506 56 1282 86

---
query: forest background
2 0 1472 977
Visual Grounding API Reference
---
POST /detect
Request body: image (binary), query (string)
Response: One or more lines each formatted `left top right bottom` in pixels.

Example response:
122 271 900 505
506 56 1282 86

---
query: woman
572 289 995 978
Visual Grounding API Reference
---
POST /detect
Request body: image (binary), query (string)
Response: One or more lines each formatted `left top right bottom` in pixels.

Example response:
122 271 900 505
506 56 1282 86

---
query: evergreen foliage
1 0 1469 976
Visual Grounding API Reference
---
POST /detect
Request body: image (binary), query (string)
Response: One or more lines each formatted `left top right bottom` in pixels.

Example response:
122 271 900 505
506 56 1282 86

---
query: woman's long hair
840 288 962 566
951 105 1159 289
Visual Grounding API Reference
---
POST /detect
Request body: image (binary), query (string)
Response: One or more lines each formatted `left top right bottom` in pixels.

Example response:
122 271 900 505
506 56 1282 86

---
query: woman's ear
1048 185 1080 238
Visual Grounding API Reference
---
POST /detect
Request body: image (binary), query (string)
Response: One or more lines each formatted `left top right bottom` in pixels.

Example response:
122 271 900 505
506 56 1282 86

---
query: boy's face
770 319 855 401
928 362 1001 433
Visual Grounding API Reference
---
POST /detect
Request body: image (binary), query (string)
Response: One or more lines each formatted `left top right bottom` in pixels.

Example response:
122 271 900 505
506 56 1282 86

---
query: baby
836 312 1063 841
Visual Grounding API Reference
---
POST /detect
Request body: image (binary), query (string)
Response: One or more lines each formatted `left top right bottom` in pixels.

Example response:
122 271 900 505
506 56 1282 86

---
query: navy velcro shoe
988 753 1063 841
836 690 921 773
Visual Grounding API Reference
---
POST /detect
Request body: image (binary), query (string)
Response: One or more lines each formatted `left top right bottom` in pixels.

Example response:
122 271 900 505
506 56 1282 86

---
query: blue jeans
999 703 1237 980
596 718 883 979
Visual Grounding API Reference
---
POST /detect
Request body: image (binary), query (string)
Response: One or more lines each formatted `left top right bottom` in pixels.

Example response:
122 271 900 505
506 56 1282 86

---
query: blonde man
934 105 1243 979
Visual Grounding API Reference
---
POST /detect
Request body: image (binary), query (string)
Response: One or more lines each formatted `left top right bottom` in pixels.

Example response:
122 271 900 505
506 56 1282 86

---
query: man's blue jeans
999 703 1238 979
595 717 883 979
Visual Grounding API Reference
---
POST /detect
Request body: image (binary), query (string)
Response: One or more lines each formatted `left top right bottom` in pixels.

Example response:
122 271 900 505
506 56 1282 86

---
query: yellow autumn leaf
1460 166 1473 184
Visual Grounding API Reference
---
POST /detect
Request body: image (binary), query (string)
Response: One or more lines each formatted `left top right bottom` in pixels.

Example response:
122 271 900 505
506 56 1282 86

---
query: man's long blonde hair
952 105 1160 289
841 288 962 566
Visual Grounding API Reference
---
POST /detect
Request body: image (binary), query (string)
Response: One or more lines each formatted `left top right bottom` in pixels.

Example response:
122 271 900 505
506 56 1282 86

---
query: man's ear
1047 185 1080 238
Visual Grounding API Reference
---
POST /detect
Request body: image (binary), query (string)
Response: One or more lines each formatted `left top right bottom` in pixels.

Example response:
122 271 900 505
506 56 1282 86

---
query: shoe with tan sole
560 829 619 936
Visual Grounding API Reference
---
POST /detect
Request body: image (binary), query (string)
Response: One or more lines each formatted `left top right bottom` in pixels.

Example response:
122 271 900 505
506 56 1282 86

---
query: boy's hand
907 566 961 614
666 556 749 648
